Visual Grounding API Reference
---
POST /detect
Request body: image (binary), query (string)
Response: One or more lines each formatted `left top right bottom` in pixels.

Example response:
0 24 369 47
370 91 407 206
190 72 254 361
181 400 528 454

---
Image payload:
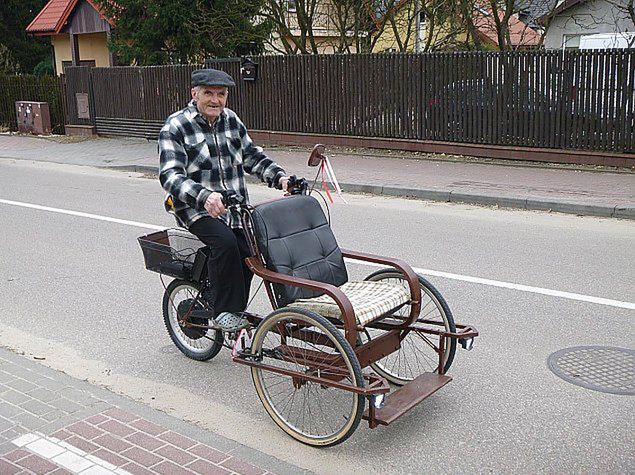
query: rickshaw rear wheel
364 269 457 384
251 308 365 447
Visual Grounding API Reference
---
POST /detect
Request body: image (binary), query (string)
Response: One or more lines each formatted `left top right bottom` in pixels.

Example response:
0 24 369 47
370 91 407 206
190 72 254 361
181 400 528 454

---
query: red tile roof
26 0 112 35
474 3 542 47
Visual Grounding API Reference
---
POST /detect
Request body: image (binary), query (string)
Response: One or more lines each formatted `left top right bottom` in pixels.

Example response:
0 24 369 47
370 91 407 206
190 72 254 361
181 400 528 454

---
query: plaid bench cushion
289 281 411 326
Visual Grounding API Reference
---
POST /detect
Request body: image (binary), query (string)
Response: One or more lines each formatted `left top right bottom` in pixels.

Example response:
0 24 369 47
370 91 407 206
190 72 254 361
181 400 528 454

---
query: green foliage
0 43 20 74
96 0 270 65
0 0 52 73
33 56 54 76
192 0 272 57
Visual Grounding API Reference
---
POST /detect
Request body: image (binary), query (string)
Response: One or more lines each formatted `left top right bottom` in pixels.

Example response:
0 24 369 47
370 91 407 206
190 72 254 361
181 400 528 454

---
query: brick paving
0 348 307 475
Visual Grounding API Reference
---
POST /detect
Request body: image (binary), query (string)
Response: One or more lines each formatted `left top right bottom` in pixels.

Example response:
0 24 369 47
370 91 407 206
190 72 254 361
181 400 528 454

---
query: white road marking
344 259 635 310
1 198 634 310
0 198 164 231
12 433 128 474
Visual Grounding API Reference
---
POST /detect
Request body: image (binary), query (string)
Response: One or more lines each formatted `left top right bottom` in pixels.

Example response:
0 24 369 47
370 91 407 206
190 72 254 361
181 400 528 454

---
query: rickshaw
139 146 478 447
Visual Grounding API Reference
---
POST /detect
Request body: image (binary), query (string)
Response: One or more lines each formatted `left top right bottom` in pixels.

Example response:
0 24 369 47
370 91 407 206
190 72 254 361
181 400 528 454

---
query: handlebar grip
287 175 309 195
220 191 245 207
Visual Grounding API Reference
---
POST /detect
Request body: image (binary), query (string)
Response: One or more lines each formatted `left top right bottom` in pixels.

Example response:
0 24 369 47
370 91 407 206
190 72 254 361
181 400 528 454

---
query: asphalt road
1 158 634 474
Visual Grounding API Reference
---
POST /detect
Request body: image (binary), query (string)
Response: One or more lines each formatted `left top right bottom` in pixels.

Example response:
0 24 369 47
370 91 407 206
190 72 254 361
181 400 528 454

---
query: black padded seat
251 195 348 307
251 195 412 327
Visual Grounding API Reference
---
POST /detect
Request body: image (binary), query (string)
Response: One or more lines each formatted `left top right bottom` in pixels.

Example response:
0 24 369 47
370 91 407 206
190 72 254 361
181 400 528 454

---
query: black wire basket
138 229 207 280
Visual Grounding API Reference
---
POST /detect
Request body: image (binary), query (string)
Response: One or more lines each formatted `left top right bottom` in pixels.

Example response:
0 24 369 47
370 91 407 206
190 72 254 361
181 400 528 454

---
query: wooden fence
64 50 635 154
0 74 66 135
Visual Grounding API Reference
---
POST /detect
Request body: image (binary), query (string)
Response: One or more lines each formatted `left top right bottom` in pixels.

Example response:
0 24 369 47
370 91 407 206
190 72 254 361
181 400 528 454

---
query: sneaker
212 312 249 332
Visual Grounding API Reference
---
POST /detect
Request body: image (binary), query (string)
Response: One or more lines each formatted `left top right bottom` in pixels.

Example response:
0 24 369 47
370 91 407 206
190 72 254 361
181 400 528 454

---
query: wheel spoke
367 272 456 384
251 310 363 445
164 282 221 360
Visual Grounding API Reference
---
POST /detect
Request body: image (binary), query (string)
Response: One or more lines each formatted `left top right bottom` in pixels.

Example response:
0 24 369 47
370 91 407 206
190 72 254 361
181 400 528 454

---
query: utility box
15 101 51 135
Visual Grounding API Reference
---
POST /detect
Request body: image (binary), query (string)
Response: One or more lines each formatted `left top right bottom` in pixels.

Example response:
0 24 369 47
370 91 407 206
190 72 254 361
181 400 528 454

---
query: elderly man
159 68 290 332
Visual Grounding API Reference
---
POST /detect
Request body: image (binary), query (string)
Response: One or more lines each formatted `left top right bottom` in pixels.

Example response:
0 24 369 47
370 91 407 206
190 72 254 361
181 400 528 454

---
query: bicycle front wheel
162 279 223 361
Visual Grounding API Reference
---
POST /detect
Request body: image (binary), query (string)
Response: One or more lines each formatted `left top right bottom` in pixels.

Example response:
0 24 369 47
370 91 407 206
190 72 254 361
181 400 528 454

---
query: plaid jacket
159 102 286 228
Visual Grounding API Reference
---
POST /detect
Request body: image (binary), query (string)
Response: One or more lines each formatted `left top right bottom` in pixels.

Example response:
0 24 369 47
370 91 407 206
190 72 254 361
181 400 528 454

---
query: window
416 11 427 51
563 34 581 50
418 11 426 44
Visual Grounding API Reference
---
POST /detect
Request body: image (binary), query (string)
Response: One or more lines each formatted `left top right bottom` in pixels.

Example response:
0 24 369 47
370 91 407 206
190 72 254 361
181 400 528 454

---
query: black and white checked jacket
159 102 286 228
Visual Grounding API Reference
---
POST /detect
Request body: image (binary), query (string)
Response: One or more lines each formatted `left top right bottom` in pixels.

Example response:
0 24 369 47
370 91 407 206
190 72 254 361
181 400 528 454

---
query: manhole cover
547 346 635 395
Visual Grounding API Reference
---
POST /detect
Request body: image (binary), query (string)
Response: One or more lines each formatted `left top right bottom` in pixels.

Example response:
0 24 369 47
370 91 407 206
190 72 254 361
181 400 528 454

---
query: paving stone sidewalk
0 347 306 475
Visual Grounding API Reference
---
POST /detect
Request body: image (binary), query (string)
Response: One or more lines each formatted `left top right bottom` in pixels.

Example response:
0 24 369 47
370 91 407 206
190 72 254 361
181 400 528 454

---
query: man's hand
204 192 226 218
279 176 290 193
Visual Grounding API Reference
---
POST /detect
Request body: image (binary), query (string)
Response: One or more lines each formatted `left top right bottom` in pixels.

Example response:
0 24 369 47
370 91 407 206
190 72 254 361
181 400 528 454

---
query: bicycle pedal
232 328 253 357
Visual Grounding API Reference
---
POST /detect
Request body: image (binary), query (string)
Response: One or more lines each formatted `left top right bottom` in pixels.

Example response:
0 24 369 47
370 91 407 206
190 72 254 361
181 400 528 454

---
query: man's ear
191 88 197 100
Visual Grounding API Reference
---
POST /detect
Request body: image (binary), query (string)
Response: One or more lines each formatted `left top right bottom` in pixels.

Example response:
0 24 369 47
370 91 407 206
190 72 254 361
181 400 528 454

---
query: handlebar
221 191 245 208
287 175 309 195
220 175 308 208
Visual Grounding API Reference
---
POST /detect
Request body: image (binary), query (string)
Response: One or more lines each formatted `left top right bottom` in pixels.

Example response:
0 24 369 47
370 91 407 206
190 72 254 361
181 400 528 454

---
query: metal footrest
363 372 452 427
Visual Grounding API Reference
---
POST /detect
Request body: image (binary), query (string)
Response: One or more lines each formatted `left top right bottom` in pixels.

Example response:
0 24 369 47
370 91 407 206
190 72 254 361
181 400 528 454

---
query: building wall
544 0 634 49
371 1 467 53
51 32 110 74
372 5 415 52
264 0 361 53
265 34 359 54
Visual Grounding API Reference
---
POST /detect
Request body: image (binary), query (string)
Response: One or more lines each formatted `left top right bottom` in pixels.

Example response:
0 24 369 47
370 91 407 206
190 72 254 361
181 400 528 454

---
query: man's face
192 86 228 122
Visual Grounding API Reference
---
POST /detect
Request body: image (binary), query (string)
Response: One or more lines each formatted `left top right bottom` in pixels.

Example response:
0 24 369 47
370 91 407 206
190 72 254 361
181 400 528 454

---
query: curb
107 164 634 220
339 182 632 220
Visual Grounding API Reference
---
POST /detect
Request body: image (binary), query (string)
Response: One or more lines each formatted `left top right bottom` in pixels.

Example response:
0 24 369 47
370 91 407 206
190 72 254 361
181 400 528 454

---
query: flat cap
191 68 236 88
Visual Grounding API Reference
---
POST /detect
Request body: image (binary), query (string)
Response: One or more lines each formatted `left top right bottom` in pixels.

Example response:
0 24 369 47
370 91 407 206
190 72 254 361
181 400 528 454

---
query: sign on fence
76 93 90 119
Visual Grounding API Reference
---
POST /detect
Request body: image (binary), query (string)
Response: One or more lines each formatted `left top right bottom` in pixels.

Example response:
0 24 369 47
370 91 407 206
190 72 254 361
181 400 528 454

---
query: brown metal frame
244 245 423 348
167 196 479 430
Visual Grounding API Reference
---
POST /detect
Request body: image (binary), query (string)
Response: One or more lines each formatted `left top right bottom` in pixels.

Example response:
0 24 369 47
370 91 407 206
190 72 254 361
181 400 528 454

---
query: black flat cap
191 69 236 87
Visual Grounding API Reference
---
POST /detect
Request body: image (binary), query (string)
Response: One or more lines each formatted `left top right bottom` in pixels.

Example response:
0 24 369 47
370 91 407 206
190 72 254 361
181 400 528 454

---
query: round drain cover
547 346 634 395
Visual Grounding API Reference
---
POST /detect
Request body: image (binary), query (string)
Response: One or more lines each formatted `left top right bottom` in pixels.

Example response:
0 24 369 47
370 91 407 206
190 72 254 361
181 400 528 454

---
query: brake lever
221 192 245 208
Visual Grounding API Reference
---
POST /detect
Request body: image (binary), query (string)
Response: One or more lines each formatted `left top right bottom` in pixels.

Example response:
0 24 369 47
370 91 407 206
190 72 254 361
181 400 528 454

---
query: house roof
474 3 543 47
515 0 559 28
515 0 556 17
538 0 586 25
26 0 111 36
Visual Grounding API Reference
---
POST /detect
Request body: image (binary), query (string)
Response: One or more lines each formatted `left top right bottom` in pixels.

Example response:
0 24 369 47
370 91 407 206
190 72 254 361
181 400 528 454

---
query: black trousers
188 217 253 314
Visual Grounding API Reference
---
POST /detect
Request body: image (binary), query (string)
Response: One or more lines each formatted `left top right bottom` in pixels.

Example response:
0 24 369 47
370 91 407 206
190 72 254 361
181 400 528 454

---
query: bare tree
258 0 474 55
325 0 368 52
604 0 635 46
368 0 466 52
259 0 321 54
455 0 482 49
486 0 516 49
419 0 466 51
465 0 546 51
538 0 635 48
